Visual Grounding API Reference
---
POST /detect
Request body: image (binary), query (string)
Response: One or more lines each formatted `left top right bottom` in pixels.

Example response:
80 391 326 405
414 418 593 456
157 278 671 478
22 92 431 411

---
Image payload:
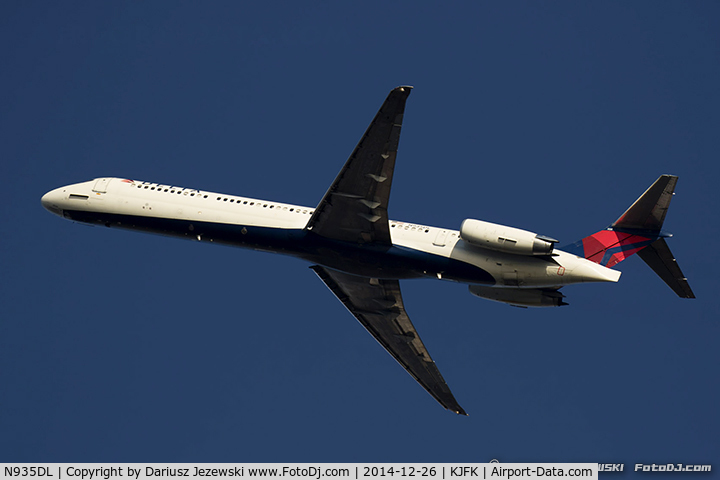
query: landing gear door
92 178 110 193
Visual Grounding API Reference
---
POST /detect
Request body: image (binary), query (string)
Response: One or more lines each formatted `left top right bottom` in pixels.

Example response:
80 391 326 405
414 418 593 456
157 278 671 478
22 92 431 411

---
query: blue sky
1 1 718 468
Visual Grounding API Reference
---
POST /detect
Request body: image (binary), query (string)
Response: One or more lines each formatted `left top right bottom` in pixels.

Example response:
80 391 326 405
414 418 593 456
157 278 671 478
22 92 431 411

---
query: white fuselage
41 177 620 289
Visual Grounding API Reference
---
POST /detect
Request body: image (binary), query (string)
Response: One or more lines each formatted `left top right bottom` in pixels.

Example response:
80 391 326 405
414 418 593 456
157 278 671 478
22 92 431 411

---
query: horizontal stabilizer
637 238 695 298
565 175 694 299
565 175 679 268
612 175 677 232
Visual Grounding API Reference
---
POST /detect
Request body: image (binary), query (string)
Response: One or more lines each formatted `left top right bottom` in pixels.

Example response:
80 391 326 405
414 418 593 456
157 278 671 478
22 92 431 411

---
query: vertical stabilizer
563 175 694 298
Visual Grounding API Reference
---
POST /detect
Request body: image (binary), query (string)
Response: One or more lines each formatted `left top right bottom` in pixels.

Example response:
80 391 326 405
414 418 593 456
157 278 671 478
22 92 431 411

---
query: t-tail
564 175 695 298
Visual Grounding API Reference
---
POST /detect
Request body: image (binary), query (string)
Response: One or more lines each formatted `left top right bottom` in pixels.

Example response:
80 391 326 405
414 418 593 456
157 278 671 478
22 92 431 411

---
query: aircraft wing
311 265 467 415
305 86 412 245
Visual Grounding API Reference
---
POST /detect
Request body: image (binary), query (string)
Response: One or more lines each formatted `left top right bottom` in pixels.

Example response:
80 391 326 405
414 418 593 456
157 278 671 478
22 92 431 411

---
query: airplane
41 86 694 415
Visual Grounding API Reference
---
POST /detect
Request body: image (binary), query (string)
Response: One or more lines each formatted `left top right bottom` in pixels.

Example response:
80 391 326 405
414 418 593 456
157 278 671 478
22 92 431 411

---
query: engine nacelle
469 285 568 308
460 219 557 256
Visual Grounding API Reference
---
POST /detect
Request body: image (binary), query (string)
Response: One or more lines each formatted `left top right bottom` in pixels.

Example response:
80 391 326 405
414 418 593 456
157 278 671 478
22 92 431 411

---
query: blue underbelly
63 210 495 285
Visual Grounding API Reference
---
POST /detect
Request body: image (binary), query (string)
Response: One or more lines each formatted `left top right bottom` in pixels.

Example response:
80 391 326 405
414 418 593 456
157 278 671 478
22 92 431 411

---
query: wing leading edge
311 266 467 415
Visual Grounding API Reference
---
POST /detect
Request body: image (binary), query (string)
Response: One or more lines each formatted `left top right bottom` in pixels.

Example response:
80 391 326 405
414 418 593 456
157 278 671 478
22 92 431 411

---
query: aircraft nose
41 188 65 217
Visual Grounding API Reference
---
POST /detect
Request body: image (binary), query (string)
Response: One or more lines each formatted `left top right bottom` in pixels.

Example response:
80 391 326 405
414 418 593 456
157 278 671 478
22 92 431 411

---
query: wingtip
453 406 468 416
395 85 414 91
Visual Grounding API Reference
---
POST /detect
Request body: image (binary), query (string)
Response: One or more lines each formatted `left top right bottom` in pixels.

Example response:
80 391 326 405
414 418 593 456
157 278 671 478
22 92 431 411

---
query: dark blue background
1 1 717 470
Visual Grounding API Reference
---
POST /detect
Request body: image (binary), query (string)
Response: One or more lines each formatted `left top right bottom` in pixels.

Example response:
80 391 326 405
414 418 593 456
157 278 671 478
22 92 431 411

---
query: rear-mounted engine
469 285 568 307
460 219 558 256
